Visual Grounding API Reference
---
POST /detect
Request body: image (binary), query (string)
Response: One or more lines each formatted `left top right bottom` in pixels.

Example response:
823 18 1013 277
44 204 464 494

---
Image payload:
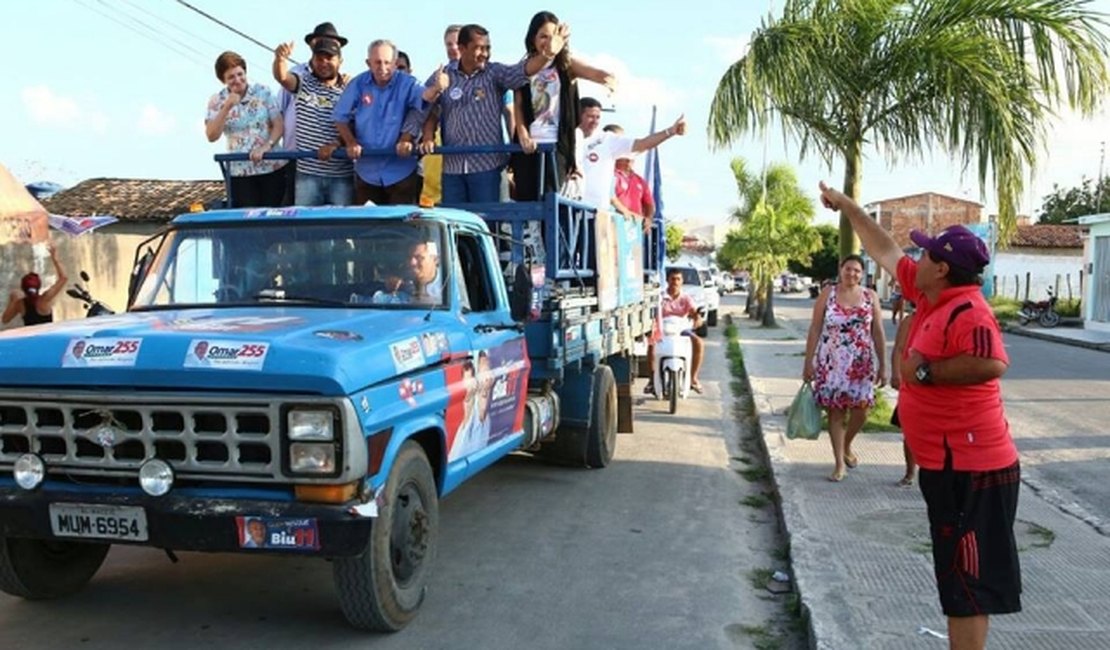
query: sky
6 0 1110 228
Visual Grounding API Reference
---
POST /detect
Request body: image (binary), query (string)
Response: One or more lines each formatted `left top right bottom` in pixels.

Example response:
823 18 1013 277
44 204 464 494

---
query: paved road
0 321 805 649
773 291 1110 531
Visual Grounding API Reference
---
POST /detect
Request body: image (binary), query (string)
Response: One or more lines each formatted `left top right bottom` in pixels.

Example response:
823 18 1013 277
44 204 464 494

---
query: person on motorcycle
2 243 67 327
644 267 704 396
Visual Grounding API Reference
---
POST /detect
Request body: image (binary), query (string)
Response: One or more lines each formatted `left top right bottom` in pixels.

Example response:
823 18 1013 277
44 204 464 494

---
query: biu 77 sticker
62 338 142 367
236 515 320 551
184 339 269 370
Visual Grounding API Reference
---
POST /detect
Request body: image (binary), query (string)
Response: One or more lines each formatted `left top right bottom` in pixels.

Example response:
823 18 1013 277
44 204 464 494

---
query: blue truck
0 146 659 630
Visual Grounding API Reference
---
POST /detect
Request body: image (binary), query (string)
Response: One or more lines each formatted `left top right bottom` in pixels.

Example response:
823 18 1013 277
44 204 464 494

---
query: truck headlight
288 410 334 441
14 453 45 490
289 443 336 473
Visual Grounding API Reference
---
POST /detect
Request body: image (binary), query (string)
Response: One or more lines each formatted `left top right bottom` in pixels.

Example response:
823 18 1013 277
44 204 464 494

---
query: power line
71 0 206 65
174 0 295 63
117 0 226 53
97 0 210 61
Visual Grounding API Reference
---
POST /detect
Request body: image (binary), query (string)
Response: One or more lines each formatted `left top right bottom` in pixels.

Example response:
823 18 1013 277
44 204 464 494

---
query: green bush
1057 298 1082 317
989 296 1022 322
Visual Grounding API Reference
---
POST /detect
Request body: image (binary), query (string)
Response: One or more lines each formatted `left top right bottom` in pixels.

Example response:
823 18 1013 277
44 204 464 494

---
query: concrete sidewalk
733 302 1110 649
1003 322 1110 352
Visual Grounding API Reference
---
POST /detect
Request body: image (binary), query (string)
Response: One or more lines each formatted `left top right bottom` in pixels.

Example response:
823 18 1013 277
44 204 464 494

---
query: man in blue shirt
334 39 446 205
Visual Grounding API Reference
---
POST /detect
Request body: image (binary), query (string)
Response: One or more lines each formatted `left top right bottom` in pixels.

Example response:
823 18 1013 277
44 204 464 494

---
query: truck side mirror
510 264 533 323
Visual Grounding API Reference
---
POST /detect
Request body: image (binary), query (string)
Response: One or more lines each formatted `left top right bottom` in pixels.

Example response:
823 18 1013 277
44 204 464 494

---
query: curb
1002 323 1110 353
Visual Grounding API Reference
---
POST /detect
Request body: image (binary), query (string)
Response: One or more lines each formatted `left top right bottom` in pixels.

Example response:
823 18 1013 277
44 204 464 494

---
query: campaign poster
595 210 619 311
236 515 319 551
444 338 530 461
614 212 645 306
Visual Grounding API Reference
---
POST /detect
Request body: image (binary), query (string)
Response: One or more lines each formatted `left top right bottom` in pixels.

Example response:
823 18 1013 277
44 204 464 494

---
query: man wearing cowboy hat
273 22 354 206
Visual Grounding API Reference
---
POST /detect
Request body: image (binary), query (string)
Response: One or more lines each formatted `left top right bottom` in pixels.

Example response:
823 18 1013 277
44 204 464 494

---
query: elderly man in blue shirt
334 39 447 205
418 23 569 204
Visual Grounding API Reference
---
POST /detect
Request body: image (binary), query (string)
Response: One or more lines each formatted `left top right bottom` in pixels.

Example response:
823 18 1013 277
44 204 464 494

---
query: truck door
451 228 529 463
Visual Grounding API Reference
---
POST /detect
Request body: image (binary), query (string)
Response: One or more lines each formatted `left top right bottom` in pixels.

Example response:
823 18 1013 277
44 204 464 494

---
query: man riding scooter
645 267 704 396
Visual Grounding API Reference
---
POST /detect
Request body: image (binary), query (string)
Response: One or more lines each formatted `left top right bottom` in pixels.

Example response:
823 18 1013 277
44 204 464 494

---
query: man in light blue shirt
334 39 446 205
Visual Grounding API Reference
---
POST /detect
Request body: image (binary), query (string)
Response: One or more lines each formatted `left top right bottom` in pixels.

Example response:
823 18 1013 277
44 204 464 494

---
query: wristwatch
914 362 933 385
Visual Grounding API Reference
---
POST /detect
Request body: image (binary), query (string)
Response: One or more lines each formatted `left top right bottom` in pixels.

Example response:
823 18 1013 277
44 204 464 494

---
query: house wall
992 248 1084 302
1087 222 1110 330
1 222 163 329
875 194 983 248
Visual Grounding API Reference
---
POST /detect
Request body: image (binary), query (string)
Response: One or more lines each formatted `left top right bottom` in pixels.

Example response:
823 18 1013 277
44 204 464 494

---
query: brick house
863 192 985 296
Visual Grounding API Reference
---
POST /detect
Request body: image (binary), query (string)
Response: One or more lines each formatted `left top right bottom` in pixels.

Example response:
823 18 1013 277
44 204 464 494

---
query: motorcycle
66 271 115 317
653 316 694 414
1018 287 1059 328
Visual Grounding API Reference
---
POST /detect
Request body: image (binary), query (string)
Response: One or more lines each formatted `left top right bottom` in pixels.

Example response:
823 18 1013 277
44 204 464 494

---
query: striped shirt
427 60 529 175
293 71 352 178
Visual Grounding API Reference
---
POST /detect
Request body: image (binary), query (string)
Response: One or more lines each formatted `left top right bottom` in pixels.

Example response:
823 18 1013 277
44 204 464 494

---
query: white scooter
653 316 693 414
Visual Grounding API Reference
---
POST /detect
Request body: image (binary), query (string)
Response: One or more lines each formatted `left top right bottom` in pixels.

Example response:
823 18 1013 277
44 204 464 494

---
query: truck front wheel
0 537 110 599
333 441 439 632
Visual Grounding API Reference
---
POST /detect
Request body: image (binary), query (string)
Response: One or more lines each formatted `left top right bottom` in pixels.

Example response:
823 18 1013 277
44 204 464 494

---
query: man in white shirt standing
576 97 686 212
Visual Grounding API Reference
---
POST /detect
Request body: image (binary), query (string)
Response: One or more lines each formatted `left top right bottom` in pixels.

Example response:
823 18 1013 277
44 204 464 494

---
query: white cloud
137 104 178 136
574 52 677 116
703 35 749 65
20 85 109 134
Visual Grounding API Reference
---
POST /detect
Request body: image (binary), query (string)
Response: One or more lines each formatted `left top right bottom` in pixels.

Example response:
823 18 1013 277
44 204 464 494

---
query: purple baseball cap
910 225 989 272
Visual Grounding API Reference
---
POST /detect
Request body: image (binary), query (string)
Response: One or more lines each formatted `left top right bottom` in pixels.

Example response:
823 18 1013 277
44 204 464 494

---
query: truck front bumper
0 483 373 557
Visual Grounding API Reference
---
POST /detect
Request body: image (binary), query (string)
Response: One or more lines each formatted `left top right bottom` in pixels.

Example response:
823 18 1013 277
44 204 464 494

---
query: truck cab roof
171 205 490 229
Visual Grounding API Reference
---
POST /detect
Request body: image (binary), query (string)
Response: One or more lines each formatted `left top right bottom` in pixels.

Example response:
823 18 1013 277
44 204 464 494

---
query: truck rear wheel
0 537 109 600
585 364 618 468
333 441 438 632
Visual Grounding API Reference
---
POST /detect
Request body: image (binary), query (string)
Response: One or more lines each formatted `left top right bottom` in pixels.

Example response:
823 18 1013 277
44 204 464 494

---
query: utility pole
1097 141 1106 212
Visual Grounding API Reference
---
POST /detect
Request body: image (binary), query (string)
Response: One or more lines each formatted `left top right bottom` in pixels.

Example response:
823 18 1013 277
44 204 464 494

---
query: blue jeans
295 172 354 206
441 168 502 204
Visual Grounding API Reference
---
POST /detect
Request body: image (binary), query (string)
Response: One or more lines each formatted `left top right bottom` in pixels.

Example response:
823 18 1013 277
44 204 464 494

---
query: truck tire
707 310 718 327
585 364 618 468
540 364 617 468
333 441 438 632
0 537 109 600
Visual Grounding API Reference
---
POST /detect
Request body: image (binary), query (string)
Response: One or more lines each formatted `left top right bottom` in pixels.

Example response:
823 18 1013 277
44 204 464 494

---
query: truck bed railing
214 144 660 283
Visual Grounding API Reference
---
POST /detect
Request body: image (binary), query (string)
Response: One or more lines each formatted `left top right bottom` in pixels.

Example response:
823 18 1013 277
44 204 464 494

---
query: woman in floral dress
803 255 886 481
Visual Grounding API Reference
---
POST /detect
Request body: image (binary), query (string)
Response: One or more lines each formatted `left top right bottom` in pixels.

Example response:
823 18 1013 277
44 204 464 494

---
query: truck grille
0 393 286 482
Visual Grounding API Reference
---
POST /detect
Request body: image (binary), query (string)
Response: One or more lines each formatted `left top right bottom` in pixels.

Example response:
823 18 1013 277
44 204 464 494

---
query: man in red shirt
818 182 1019 650
603 125 655 230
645 267 704 395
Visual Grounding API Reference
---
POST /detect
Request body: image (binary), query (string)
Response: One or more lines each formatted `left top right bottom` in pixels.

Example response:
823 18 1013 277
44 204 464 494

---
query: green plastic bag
786 381 822 440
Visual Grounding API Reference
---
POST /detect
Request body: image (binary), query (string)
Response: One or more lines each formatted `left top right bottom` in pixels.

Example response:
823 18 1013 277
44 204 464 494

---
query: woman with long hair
803 255 887 481
509 11 615 201
3 243 67 326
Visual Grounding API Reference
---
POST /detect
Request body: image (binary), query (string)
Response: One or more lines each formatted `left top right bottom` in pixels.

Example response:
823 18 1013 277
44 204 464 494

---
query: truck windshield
131 220 448 309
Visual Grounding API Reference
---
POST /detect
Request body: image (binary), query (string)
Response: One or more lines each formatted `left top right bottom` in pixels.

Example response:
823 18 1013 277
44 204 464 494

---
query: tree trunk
761 277 777 327
744 287 755 315
839 140 863 260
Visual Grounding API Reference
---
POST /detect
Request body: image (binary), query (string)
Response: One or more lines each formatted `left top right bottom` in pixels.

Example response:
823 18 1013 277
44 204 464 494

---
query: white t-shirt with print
528 64 561 143
579 130 634 210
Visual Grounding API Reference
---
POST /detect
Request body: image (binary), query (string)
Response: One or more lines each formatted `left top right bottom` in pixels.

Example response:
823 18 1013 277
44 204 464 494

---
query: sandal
690 380 703 394
643 382 656 396
827 469 846 482
844 452 860 469
897 475 915 487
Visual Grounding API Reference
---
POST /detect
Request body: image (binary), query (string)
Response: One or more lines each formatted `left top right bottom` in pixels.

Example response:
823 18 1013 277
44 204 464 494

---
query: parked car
717 273 735 294
698 268 720 327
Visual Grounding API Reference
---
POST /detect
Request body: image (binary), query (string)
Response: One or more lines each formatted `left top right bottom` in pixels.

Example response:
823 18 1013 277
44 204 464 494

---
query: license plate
49 503 148 542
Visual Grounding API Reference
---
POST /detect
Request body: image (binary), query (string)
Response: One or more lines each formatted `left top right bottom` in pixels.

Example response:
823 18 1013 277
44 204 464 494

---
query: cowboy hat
304 22 348 47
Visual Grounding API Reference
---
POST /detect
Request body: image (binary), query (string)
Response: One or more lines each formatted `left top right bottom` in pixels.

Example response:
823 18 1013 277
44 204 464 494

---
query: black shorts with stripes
918 457 1022 617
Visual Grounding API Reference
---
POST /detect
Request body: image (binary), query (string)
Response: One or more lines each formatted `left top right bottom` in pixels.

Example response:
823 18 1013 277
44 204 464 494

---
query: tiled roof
1010 224 1083 248
40 178 226 222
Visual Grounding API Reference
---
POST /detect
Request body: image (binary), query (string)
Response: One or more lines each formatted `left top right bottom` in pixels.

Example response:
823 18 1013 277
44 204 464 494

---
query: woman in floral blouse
205 51 286 208
803 255 887 482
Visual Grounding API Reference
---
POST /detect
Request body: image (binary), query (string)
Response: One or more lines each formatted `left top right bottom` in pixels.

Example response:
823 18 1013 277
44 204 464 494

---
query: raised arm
38 244 69 309
568 58 615 92
632 113 685 153
818 181 904 279
272 42 299 93
204 93 238 142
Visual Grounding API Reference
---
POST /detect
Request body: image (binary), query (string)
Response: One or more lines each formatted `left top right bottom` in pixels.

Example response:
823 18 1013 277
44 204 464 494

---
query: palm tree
709 0 1109 257
719 158 820 326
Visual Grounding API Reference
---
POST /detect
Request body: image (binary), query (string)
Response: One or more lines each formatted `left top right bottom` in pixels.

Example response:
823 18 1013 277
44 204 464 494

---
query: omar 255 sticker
62 338 142 368
184 339 269 370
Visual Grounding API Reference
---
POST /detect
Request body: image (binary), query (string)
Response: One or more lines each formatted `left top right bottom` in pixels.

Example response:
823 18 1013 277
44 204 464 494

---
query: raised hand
275 41 294 60
433 64 449 93
818 181 845 211
547 23 570 58
671 114 687 136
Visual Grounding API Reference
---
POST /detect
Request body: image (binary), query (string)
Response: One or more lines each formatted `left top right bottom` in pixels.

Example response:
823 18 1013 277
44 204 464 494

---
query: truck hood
0 308 465 395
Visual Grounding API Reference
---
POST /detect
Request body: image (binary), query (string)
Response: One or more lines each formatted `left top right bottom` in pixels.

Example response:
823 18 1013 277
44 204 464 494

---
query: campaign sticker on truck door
184 339 269 370
389 337 424 373
236 516 319 551
62 338 142 367
445 339 530 461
